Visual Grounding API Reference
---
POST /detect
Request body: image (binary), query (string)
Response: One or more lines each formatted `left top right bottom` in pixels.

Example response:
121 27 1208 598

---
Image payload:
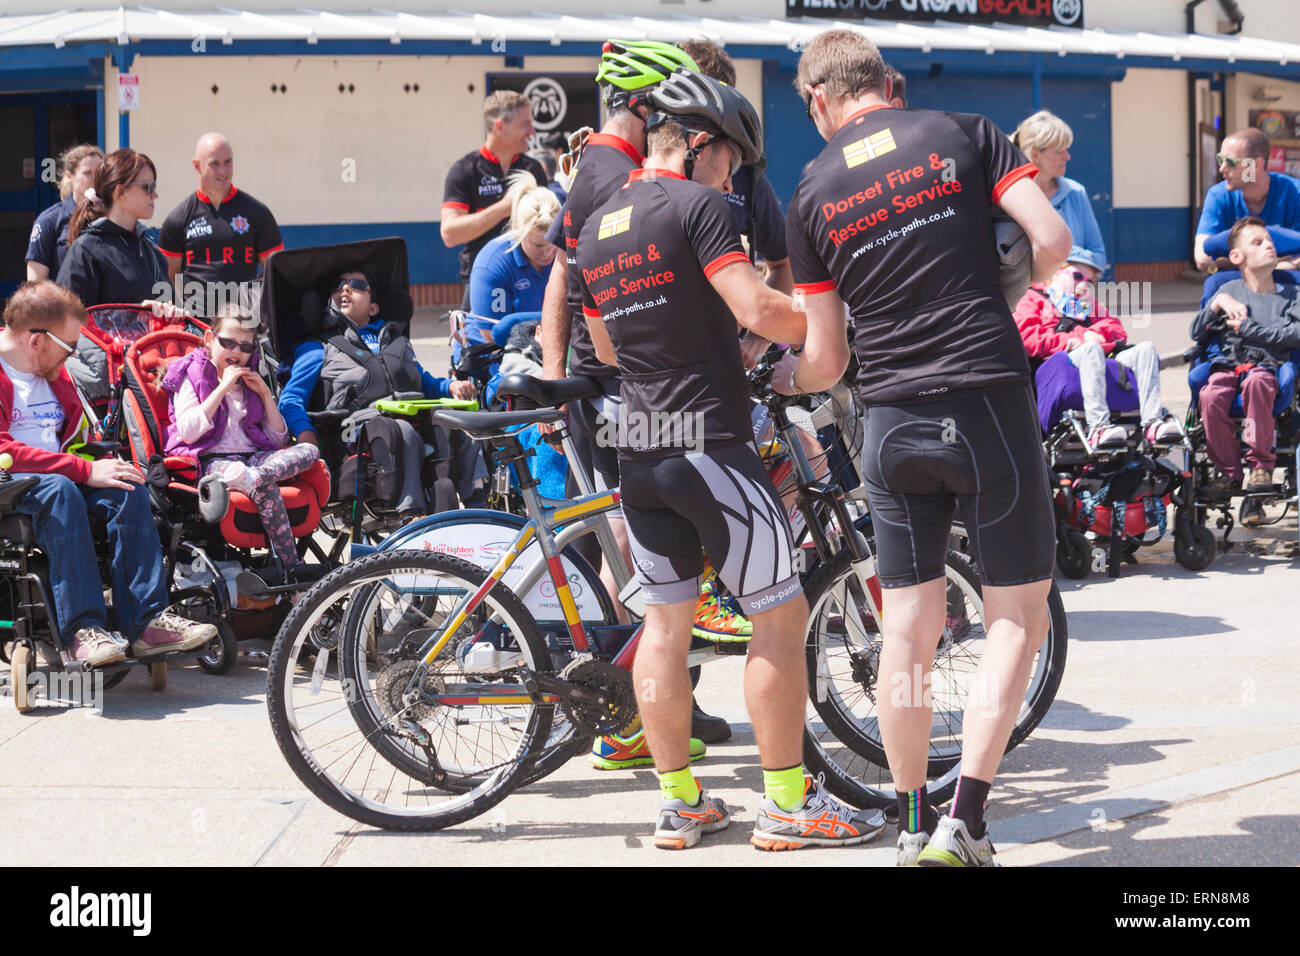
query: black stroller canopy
261 236 410 367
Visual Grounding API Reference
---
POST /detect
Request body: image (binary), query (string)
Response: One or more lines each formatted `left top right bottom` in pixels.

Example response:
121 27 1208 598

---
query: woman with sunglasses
1012 110 1107 281
56 149 171 309
1014 263 1180 450
162 304 319 575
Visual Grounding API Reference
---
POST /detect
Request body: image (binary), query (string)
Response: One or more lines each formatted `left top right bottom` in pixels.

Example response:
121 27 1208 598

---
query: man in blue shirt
1195 127 1300 276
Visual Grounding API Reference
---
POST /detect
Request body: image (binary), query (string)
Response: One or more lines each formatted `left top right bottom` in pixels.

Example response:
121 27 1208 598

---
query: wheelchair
261 237 477 551
1182 342 1299 553
1033 349 1203 578
117 324 334 667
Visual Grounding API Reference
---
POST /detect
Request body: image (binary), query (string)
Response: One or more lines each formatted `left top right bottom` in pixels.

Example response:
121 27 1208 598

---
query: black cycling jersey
545 133 645 379
25 196 76 275
787 106 1037 404
726 166 788 264
158 186 282 287
442 147 547 280
577 168 752 460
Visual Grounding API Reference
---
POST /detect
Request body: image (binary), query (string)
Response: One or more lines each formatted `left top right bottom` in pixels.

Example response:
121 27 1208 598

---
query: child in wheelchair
162 304 320 580
1016 262 1180 452
1190 217 1300 525
0 281 217 667
278 267 477 520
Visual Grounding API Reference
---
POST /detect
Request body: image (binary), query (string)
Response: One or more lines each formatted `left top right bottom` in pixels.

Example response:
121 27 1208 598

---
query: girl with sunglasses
161 305 319 574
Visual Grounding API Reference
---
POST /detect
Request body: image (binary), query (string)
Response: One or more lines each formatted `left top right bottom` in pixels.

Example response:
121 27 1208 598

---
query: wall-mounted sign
118 74 140 111
488 73 598 145
1252 109 1300 141
786 0 1085 28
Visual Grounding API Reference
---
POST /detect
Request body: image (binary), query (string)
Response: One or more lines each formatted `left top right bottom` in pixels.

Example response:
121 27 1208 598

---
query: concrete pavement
0 278 1296 866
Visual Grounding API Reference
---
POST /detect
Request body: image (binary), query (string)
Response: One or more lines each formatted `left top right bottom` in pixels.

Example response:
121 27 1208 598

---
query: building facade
3 0 1300 299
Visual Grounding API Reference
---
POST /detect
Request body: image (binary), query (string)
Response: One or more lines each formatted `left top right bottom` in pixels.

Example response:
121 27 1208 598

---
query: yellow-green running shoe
589 729 706 770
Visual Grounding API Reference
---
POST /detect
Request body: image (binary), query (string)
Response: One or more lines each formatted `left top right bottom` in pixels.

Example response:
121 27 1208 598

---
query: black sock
896 787 939 835
951 776 991 838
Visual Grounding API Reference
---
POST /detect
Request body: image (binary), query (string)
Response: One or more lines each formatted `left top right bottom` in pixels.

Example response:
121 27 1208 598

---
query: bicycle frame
403 382 886 708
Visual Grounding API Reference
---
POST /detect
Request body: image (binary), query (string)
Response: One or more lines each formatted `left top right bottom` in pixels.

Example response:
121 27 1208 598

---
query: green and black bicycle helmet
643 69 765 172
595 40 699 108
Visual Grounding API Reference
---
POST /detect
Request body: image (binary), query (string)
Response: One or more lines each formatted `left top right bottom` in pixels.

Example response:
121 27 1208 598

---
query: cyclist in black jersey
788 29 1072 867
577 70 882 852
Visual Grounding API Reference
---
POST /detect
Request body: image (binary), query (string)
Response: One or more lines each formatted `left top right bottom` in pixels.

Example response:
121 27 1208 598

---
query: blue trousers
14 474 168 645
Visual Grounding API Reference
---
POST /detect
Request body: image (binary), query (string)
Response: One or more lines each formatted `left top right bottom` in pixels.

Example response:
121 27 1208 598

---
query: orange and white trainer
751 773 885 850
654 787 730 849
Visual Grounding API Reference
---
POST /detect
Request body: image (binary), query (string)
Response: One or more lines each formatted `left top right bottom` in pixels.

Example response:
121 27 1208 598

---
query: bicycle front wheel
266 550 553 831
801 549 1067 809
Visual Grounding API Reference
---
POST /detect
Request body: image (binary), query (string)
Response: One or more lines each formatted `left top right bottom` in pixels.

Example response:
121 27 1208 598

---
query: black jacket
1190 277 1300 371
55 217 168 308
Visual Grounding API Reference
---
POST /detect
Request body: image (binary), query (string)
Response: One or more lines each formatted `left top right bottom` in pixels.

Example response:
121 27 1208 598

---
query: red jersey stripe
703 250 750 278
794 279 836 295
992 163 1038 203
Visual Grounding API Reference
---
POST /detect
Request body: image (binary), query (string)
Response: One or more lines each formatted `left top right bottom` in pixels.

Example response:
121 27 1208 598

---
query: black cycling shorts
565 378 621 494
619 441 801 614
861 385 1055 589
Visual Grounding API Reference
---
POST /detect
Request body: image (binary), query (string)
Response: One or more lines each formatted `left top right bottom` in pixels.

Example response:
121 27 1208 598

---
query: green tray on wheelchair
373 397 479 416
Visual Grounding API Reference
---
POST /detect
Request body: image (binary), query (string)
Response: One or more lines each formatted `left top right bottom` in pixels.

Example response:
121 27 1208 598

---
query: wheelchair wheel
149 662 167 691
11 642 32 713
1174 513 1216 571
197 621 239 675
1056 529 1092 579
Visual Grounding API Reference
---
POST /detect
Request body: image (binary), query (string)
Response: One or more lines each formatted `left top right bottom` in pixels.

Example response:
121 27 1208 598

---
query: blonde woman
460 172 561 360
1012 109 1107 279
25 144 104 281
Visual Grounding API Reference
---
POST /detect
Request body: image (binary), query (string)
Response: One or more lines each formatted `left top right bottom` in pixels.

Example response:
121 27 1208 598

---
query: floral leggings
204 445 320 567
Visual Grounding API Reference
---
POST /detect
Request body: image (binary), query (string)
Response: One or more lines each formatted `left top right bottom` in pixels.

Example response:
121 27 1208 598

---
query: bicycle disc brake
557 658 636 735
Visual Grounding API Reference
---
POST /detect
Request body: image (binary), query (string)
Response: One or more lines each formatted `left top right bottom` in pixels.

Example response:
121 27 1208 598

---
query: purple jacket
161 349 280 457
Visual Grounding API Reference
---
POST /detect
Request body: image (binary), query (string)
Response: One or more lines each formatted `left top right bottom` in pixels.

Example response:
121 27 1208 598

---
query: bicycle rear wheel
801 549 1067 809
266 550 553 831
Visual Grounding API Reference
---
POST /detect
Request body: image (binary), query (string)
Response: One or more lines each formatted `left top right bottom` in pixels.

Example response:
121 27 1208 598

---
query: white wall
102 53 763 228
1111 67 1188 208
1225 73 1300 132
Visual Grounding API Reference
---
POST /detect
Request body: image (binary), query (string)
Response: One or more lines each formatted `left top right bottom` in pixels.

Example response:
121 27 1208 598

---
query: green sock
659 766 701 806
763 764 806 812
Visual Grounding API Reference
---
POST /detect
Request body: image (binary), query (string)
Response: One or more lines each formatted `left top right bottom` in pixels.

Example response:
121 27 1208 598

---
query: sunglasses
130 180 158 195
33 328 76 355
1216 154 1255 170
804 79 825 122
215 334 256 354
701 136 743 178
559 126 593 178
337 278 371 294
1067 270 1088 283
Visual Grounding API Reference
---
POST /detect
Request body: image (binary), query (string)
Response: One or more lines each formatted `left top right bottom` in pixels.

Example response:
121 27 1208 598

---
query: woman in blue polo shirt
25 144 104 281
1013 110 1107 280
457 173 560 364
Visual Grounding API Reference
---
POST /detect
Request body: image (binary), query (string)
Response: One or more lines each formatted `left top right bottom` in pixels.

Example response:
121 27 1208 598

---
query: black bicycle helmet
642 69 764 170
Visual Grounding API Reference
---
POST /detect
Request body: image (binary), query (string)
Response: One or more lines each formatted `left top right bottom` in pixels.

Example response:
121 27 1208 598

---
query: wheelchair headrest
301 290 324 335
305 285 413 336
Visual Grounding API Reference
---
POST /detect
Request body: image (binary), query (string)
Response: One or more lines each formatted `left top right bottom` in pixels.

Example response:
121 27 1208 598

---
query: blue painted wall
278 222 460 286
761 64 1128 273
1112 207 1191 263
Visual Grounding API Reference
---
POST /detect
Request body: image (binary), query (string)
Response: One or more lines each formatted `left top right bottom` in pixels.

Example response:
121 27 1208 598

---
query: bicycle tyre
378 510 616 786
801 548 1067 809
266 549 553 831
